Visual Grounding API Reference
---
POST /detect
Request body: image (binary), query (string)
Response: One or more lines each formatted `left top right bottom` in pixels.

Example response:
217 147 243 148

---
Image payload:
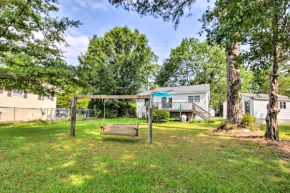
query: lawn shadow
101 136 140 143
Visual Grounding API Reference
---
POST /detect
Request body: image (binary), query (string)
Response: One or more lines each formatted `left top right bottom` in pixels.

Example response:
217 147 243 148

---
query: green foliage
79 26 158 117
241 113 259 130
241 114 255 127
156 38 227 116
57 85 89 109
152 110 170 123
123 103 137 118
0 0 82 94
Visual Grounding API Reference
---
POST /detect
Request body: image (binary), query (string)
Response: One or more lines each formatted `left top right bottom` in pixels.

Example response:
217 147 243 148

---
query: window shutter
51 92 55 101
7 90 12 97
0 88 3 94
24 91 28 99
38 95 42 100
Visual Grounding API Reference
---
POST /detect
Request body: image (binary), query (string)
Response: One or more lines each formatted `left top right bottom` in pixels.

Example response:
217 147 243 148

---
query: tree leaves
0 0 82 94
78 26 158 96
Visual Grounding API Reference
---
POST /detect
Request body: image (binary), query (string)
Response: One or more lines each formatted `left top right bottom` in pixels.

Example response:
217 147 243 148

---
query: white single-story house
136 84 212 120
0 88 57 121
223 93 290 124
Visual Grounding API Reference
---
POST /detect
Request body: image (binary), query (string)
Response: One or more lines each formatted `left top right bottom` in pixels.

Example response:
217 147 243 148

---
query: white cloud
73 0 109 11
58 30 90 65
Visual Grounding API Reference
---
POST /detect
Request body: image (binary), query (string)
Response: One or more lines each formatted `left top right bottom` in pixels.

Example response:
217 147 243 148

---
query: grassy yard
0 118 289 192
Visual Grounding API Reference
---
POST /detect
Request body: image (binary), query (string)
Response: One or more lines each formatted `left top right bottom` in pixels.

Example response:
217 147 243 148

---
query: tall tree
201 1 245 124
241 0 290 141
0 0 81 94
78 26 158 117
156 38 227 115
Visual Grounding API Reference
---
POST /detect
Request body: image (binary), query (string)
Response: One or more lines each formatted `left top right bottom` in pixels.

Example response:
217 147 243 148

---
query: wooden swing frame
70 94 153 144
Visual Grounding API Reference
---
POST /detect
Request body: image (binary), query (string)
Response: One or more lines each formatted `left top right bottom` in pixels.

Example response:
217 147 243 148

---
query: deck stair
151 102 211 120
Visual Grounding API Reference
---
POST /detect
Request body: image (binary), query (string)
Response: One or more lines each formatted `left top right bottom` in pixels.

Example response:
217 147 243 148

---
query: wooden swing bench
100 124 139 137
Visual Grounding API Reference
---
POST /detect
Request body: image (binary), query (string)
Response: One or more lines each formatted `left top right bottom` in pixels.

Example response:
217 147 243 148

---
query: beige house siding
0 89 56 108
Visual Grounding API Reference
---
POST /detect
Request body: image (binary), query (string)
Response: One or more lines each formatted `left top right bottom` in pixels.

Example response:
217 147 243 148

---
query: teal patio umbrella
152 92 171 97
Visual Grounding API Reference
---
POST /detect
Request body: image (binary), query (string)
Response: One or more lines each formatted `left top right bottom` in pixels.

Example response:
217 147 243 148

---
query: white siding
223 101 227 119
254 100 290 123
224 97 290 123
136 99 146 118
253 100 268 121
278 101 290 120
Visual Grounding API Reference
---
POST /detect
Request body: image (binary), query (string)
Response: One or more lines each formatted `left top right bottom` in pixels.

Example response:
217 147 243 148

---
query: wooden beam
75 95 150 99
70 95 77 137
148 94 153 144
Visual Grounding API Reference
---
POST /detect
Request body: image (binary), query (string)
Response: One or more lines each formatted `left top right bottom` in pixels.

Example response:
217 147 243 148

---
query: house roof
242 93 290 101
138 84 210 95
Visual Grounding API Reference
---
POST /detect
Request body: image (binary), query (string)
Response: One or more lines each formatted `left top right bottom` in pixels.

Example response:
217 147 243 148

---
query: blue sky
57 0 215 65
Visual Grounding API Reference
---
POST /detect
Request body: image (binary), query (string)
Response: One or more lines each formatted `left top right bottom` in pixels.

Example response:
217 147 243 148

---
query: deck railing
151 102 211 119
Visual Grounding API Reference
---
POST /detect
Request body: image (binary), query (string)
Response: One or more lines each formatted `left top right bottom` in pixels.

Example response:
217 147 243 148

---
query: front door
161 97 167 109
169 97 172 108
245 100 250 114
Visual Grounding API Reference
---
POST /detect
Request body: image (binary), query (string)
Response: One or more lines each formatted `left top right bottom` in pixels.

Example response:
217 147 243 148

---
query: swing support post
148 94 153 144
70 95 77 137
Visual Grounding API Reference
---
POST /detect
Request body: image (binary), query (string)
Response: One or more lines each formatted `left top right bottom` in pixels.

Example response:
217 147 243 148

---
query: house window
43 94 51 100
12 90 24 97
188 96 200 103
188 96 194 103
280 102 286 109
194 96 200 103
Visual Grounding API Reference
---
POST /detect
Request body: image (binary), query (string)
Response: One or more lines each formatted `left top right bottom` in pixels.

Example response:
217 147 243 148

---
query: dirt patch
209 128 290 158
164 137 178 140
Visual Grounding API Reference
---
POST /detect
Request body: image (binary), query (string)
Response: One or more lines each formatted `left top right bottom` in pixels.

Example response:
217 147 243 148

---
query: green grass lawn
0 118 289 192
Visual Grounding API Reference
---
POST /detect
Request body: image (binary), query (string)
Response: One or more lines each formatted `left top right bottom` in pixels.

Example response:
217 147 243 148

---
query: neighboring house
0 88 57 121
223 93 290 124
136 84 211 120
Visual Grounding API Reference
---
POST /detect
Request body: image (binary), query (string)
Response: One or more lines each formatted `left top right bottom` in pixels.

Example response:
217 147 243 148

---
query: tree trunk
265 3 280 141
226 42 243 124
265 47 280 141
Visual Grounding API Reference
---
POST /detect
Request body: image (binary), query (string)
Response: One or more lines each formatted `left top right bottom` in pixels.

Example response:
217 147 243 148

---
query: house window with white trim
188 96 200 103
194 96 200 103
12 90 24 97
188 96 194 103
280 102 286 109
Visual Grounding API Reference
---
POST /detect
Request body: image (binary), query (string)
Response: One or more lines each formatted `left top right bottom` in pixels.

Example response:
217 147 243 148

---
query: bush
152 110 170 123
189 119 195 123
241 113 259 130
169 118 180 121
